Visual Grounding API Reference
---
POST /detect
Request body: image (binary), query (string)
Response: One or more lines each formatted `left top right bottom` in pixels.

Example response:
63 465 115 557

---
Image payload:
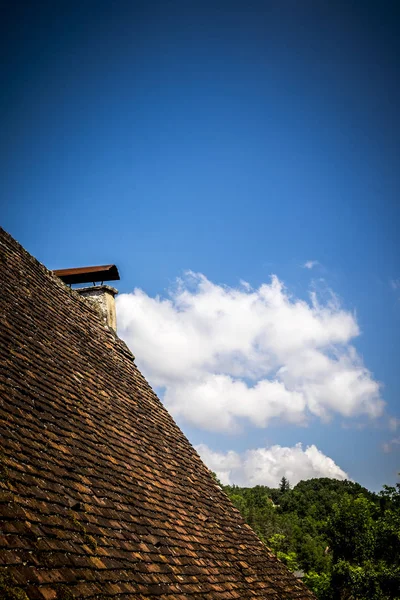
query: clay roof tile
0 228 315 599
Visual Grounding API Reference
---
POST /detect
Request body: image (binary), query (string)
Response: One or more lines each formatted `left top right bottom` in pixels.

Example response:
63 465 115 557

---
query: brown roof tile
0 228 315 599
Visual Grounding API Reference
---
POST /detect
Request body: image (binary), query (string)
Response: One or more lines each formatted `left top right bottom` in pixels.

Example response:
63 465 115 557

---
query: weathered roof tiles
0 228 315 599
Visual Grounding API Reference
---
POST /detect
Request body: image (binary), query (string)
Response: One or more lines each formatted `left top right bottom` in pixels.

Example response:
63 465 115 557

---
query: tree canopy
222 477 400 599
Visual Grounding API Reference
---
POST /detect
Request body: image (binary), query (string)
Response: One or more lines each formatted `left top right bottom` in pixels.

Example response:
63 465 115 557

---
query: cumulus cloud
195 443 349 486
303 260 319 269
117 272 384 432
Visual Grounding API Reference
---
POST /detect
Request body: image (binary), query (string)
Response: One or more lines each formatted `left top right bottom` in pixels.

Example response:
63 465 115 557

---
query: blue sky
1 1 399 491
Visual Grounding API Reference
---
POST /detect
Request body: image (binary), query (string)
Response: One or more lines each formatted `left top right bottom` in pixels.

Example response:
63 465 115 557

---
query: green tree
325 488 400 599
223 477 400 599
303 571 331 599
326 495 377 564
279 476 290 494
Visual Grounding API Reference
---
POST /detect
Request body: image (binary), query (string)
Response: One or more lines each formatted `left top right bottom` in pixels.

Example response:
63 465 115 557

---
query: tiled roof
0 228 315 600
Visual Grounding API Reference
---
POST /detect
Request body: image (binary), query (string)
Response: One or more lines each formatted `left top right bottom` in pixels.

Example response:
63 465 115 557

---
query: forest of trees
220 476 400 599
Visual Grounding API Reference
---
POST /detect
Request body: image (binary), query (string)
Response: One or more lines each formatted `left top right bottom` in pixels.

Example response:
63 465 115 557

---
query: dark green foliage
325 485 400 599
279 476 291 494
223 477 400 599
326 495 377 563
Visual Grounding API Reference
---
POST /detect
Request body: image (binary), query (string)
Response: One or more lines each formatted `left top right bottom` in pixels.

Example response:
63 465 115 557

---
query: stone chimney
75 285 118 331
53 265 120 333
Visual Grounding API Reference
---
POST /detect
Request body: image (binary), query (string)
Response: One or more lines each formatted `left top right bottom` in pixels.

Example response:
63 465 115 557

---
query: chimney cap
53 264 120 286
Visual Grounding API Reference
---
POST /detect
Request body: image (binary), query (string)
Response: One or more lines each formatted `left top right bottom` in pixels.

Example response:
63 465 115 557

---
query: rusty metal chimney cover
53 265 120 286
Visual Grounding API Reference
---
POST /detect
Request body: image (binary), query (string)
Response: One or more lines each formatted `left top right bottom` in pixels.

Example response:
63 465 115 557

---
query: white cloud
389 417 400 432
117 272 384 432
390 279 400 291
382 437 400 454
195 442 349 486
303 260 319 269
